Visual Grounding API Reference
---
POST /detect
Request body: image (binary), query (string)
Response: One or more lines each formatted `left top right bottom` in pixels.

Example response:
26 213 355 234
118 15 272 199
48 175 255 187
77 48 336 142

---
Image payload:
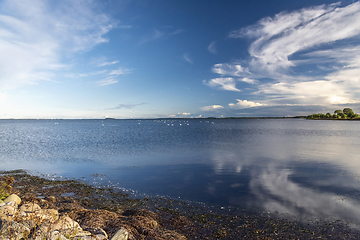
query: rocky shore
2 170 360 240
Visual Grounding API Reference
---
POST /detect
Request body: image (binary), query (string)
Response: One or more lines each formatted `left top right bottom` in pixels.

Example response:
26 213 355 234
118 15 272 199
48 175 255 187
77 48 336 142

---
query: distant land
307 108 360 120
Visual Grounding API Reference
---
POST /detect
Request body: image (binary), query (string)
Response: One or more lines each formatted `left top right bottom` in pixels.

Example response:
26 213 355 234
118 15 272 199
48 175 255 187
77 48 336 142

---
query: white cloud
201 105 224 111
97 60 119 67
65 70 108 78
212 63 247 76
96 77 118 86
0 0 115 90
203 77 241 92
229 99 266 109
183 53 193 64
109 67 132 75
240 78 257 85
208 41 216 54
206 2 360 111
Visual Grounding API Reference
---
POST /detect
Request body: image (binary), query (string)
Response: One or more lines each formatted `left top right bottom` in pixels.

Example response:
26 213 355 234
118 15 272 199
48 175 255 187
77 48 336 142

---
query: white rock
110 228 129 240
20 202 41 213
4 194 21 205
0 204 17 216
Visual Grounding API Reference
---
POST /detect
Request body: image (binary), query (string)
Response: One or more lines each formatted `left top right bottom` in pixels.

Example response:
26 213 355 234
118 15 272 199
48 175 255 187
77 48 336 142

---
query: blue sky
1 0 360 118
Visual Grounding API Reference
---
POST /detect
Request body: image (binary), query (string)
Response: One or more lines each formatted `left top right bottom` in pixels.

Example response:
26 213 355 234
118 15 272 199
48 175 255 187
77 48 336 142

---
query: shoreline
2 169 360 239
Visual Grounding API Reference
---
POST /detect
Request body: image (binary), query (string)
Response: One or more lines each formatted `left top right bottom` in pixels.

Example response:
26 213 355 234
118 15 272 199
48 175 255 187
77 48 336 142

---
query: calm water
1 119 360 224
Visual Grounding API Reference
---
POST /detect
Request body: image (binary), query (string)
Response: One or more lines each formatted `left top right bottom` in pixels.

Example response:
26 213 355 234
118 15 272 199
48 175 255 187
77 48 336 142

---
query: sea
1 118 360 225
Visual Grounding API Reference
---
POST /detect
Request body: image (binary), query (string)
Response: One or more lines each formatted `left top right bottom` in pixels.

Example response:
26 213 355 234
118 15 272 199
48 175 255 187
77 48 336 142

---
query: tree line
307 108 359 119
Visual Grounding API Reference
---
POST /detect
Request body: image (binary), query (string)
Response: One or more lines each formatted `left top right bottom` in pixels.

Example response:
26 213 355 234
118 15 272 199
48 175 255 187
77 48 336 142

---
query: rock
0 204 17 216
47 196 56 202
5 201 18 208
4 194 21 205
84 227 108 240
20 220 37 231
34 230 68 240
36 217 91 240
110 228 129 240
0 218 30 240
48 216 82 233
20 202 41 213
36 209 59 221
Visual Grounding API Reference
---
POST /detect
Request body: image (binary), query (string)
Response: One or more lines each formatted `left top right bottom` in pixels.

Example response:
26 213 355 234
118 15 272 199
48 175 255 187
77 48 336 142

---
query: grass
0 176 14 202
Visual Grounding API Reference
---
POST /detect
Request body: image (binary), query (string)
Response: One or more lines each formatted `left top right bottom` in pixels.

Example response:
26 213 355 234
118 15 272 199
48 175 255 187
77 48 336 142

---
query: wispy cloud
97 61 119 67
139 27 184 45
240 78 258 85
96 77 118 86
109 67 132 75
65 70 108 78
182 53 193 64
203 77 241 92
205 1 360 113
208 41 217 54
111 102 146 110
0 0 116 90
201 105 224 111
212 63 249 76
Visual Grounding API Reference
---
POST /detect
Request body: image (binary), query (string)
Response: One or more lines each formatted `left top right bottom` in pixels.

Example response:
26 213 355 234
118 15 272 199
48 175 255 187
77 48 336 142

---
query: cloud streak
182 53 193 64
208 41 216 54
205 1 360 114
111 102 146 110
96 77 118 86
203 77 241 92
0 0 116 90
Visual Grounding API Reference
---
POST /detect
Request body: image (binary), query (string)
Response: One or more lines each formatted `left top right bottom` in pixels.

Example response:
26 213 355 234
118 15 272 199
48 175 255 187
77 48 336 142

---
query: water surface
1 119 360 225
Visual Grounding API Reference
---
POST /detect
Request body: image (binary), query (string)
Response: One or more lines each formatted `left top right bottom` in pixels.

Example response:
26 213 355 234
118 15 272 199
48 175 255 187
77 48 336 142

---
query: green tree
343 108 354 118
326 113 332 118
334 109 343 115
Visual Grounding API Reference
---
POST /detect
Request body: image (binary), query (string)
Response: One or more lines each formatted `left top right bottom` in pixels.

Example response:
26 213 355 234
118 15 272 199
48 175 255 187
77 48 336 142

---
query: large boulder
20 202 41 213
4 194 21 205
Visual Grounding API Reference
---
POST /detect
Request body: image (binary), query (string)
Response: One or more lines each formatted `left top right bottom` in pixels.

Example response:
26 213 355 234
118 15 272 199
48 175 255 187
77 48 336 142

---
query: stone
84 227 108 240
34 230 68 240
5 201 18 208
4 194 21 205
0 219 30 240
37 216 82 236
20 202 41 213
0 204 17 216
110 228 129 240
36 209 59 221
47 196 56 202
36 217 91 240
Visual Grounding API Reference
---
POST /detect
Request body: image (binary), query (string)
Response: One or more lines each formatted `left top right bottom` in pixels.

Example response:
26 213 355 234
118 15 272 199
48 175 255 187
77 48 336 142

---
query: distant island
307 108 360 120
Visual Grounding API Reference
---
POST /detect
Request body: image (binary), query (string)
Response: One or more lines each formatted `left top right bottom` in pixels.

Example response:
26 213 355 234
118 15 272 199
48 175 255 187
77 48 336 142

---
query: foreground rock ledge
0 194 186 240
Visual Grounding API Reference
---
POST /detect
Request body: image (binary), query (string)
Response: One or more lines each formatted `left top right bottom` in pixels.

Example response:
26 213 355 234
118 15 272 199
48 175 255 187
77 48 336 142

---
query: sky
1 0 360 119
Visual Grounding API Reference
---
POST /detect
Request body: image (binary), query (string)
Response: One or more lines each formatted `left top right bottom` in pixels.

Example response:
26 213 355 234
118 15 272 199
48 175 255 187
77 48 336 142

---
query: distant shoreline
0 116 308 120
2 116 360 120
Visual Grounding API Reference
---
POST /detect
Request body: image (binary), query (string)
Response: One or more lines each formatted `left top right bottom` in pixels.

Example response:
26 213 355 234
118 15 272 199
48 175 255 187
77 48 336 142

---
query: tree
334 109 343 115
343 108 354 118
326 113 332 118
